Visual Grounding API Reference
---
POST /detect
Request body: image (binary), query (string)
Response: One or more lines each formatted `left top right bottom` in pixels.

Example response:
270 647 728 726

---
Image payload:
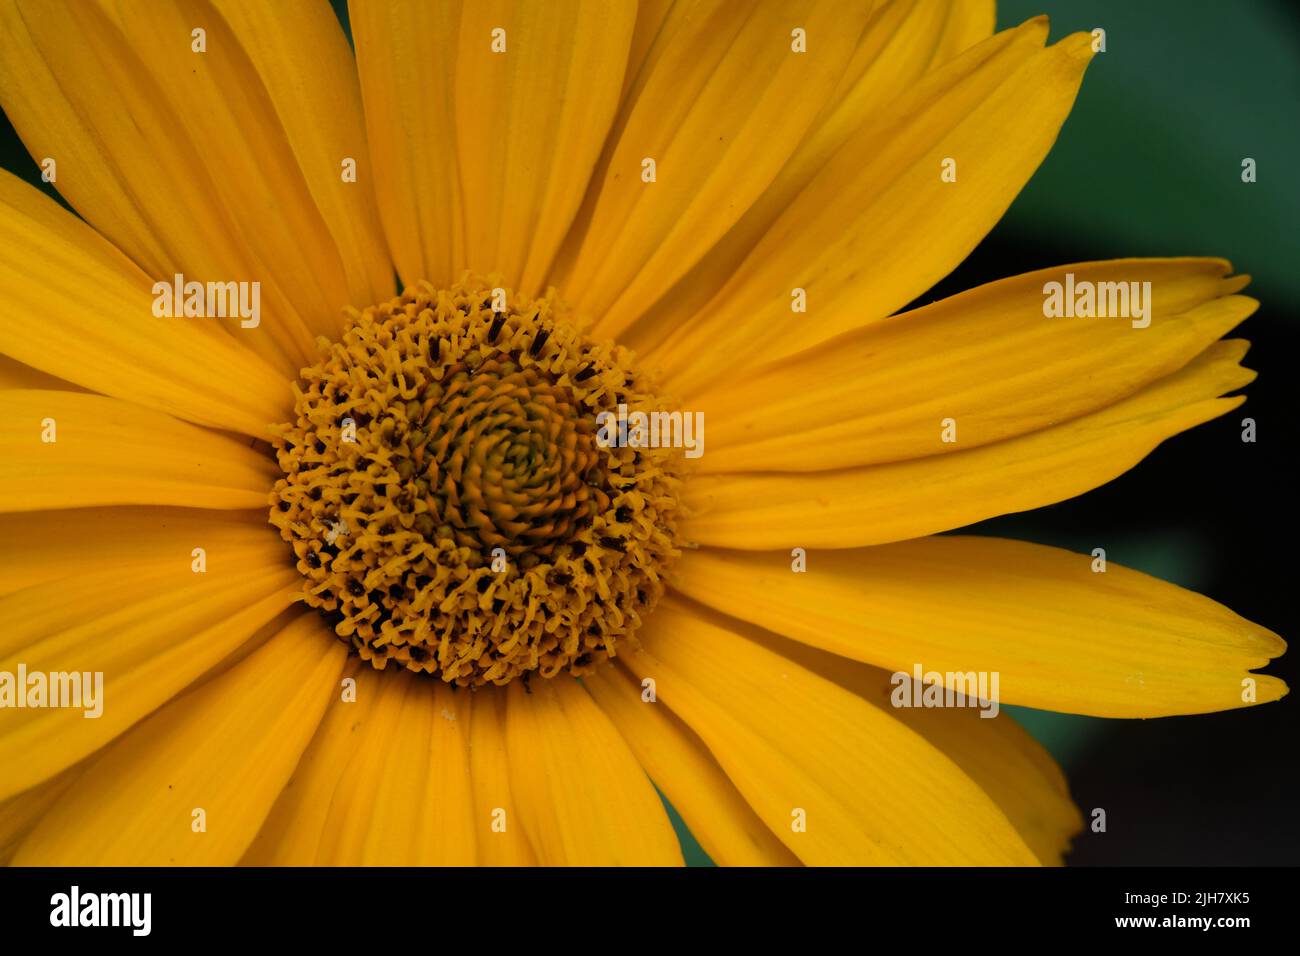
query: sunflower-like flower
0 0 1285 866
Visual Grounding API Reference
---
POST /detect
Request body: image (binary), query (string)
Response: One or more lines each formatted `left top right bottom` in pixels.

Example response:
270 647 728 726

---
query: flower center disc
269 275 682 687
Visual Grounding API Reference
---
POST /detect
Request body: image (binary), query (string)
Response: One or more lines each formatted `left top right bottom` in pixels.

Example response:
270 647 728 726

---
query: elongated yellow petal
697 260 1254 472
682 340 1253 548
351 0 464 288
0 391 278 512
0 541 298 800
456 0 635 293
104 0 354 344
312 669 476 865
585 664 798 866
505 675 682 865
242 659 375 866
625 0 985 355
653 21 1097 397
625 600 1038 865
671 537 1286 718
555 0 872 339
212 0 395 308
0 763 80 863
0 355 80 392
0 507 269 597
13 613 345 865
468 686 537 866
0 0 316 371
735 628 1081 864
0 171 289 437
928 0 996 66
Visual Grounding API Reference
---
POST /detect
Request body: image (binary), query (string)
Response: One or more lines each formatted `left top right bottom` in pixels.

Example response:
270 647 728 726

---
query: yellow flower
0 0 1285 867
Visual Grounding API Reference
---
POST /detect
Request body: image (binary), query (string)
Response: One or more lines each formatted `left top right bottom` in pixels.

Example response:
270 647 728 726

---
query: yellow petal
312 668 476 865
928 0 996 66
653 22 1098 397
671 537 1287 718
0 507 268 598
696 259 1254 472
0 0 317 370
211 0 395 308
12 612 345 865
0 763 80 863
0 171 290 437
468 686 537 866
0 354 80 392
584 663 798 866
0 539 298 800
455 0 636 293
682 340 1254 548
105 0 355 344
625 599 1038 865
242 659 374 866
624 0 985 355
554 0 873 339
351 0 464 288
738 629 1081 864
505 675 682 865
0 391 278 512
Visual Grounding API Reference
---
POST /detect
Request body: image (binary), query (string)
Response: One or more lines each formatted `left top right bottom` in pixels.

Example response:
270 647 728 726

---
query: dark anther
615 506 632 523
488 312 507 343
574 653 592 667
347 579 365 597
574 364 597 382
600 536 626 552
476 575 492 594
529 328 549 356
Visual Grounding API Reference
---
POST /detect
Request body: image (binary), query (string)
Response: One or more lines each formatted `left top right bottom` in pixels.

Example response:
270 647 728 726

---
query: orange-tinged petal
505 675 682 865
311 668 476 865
554 0 872 339
585 663 799 866
696 259 1253 472
468 686 537 866
0 541 297 800
681 340 1254 548
0 391 278 512
0 507 268 597
13 612 346 865
624 599 1038 865
652 21 1096 397
351 0 464 289
737 629 1081 864
671 537 1286 718
455 0 636 293
0 171 290 437
212 0 395 308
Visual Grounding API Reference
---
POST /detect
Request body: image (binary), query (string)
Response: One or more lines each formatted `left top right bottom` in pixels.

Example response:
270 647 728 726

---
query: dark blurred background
953 0 1299 865
2 0 1293 866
